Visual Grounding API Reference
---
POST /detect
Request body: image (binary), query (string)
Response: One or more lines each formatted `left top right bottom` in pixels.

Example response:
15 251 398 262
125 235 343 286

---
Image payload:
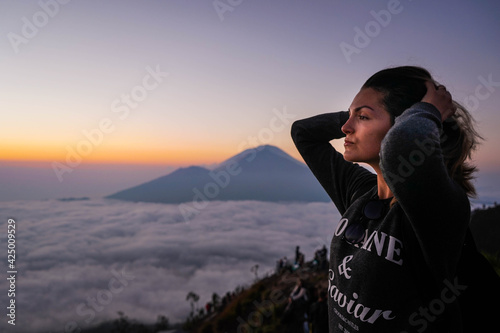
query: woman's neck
372 164 394 199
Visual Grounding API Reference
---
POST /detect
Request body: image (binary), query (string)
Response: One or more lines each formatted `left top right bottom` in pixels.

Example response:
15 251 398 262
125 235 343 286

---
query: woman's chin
343 153 355 162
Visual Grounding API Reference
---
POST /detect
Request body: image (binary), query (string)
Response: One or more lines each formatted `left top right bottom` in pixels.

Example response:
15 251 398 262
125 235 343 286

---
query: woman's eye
358 115 368 120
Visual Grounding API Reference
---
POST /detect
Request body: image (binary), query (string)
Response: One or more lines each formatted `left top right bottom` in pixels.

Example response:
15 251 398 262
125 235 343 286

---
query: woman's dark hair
362 66 482 197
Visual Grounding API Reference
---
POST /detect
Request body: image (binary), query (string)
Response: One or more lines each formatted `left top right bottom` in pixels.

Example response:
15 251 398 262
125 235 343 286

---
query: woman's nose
341 116 354 135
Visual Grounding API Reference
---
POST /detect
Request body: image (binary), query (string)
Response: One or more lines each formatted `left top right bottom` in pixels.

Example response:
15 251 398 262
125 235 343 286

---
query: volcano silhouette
106 145 331 203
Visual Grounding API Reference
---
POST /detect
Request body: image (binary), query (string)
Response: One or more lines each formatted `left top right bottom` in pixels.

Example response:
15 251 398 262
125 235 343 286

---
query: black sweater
291 102 470 332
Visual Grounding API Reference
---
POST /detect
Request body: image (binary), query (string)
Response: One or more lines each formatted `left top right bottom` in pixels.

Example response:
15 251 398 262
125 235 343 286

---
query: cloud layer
0 199 340 333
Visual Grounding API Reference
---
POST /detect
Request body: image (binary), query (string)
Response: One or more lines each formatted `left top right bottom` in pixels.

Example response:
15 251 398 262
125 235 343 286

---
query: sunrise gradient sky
1 0 499 200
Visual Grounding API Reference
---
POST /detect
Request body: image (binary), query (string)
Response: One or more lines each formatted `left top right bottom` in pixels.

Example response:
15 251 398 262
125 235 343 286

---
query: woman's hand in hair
421 81 456 122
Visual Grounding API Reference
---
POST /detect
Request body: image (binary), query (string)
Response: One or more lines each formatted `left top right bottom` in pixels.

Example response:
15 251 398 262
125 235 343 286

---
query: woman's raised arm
291 112 376 214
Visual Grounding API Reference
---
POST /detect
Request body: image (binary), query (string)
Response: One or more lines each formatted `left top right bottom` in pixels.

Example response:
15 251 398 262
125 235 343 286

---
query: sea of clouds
0 199 340 333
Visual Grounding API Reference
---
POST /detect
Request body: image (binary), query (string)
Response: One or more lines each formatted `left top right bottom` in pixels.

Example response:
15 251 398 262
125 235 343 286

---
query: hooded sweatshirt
291 102 469 333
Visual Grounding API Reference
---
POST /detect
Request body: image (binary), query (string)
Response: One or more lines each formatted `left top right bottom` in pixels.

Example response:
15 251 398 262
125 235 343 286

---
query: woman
291 66 481 332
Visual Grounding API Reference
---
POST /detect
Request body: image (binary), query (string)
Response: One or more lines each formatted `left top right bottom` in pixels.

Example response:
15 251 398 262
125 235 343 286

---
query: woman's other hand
421 81 456 122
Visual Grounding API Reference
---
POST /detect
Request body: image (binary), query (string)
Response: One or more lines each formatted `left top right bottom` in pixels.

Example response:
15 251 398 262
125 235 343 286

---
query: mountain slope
106 166 213 204
106 145 330 203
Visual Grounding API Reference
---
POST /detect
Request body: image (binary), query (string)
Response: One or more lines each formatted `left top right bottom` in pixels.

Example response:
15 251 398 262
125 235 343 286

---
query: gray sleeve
380 102 469 279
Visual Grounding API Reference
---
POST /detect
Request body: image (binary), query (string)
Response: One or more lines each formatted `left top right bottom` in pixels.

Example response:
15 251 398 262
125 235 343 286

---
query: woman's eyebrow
348 105 375 113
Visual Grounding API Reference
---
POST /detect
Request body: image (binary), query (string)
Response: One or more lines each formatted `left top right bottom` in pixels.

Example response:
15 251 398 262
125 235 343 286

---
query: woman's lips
344 139 354 146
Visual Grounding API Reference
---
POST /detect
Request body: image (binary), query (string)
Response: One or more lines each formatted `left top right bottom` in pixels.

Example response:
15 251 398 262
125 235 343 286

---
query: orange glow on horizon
0 143 237 166
2 142 499 175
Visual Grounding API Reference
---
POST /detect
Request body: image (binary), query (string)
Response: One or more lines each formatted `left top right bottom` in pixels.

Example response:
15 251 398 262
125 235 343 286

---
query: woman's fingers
422 81 455 122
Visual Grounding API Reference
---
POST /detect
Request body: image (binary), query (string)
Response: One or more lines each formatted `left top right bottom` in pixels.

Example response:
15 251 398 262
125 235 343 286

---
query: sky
0 199 339 332
1 0 500 200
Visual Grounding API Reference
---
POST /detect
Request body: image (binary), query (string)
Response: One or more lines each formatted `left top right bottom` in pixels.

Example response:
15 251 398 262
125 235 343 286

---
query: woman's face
342 88 392 166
